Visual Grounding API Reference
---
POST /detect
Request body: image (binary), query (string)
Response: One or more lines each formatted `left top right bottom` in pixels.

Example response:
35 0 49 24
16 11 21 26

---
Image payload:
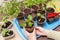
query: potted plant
46 7 55 14
2 29 15 40
2 16 12 29
36 13 45 26
20 15 34 33
17 12 25 20
23 8 31 17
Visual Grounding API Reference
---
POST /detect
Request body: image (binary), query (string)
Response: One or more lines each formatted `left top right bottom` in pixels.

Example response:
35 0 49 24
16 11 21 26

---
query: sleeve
47 30 60 40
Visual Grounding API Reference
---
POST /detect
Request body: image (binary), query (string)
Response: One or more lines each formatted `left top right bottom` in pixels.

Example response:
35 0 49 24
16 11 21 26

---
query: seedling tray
13 18 60 40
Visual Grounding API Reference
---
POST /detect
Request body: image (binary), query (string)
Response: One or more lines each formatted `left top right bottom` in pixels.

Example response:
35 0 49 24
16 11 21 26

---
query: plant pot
46 7 55 14
31 5 39 11
2 21 12 29
23 8 31 16
17 12 25 20
37 16 45 26
25 26 34 33
3 30 15 40
25 21 34 33
37 10 45 15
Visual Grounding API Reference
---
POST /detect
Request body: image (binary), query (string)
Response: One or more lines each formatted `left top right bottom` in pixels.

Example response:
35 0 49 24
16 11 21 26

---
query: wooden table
37 25 60 40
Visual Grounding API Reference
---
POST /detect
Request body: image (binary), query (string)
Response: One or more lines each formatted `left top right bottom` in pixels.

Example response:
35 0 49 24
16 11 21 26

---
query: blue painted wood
13 18 60 40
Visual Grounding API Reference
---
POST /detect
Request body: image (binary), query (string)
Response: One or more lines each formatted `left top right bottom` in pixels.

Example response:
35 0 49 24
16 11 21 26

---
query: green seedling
2 29 11 37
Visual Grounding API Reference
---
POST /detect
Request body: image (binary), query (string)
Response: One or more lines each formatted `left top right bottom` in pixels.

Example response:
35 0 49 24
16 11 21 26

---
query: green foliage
0 0 21 18
20 22 26 27
20 15 33 27
28 21 33 27
2 29 10 37
37 13 45 18
37 13 41 16
24 0 47 7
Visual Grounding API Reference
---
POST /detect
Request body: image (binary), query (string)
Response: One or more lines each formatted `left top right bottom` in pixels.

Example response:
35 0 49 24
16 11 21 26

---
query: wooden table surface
37 25 60 40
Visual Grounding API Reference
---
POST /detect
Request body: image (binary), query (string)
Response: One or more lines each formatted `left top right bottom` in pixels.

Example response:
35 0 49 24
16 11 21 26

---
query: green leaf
20 22 26 27
28 21 33 27
28 15 32 20
40 14 45 18
37 13 41 16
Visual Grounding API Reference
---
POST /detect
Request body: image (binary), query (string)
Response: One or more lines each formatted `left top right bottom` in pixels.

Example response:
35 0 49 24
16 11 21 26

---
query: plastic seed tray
13 18 60 40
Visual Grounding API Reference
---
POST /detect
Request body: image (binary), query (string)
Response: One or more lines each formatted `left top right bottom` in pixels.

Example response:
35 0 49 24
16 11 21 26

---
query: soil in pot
37 16 45 26
3 31 13 37
17 12 24 20
31 5 39 11
46 7 55 13
37 10 45 15
2 21 12 29
23 8 31 16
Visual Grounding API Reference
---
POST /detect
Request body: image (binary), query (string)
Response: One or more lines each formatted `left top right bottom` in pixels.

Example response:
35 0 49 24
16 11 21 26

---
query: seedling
20 15 33 28
2 29 10 37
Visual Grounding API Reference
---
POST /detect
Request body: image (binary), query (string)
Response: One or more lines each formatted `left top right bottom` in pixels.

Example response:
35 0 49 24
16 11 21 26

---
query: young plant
20 15 33 28
2 16 8 27
24 0 47 7
2 29 10 37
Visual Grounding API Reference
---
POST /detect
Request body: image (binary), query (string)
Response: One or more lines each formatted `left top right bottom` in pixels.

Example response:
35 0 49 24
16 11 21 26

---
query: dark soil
4 31 13 37
37 10 45 15
31 5 39 11
17 12 24 20
24 8 31 15
2 21 11 28
37 16 45 25
46 7 55 13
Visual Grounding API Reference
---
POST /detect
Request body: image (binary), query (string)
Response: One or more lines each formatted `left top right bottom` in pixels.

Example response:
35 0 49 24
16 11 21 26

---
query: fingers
35 27 45 31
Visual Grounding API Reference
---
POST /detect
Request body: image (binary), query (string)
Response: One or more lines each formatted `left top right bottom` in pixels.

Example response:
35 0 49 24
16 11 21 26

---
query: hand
24 28 36 40
35 27 49 36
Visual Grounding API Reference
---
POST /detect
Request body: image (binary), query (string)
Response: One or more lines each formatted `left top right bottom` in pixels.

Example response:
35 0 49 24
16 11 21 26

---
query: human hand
35 27 49 36
24 28 36 40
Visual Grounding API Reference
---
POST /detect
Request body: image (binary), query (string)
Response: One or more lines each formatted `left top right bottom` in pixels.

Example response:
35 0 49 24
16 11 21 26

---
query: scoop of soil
2 21 11 28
